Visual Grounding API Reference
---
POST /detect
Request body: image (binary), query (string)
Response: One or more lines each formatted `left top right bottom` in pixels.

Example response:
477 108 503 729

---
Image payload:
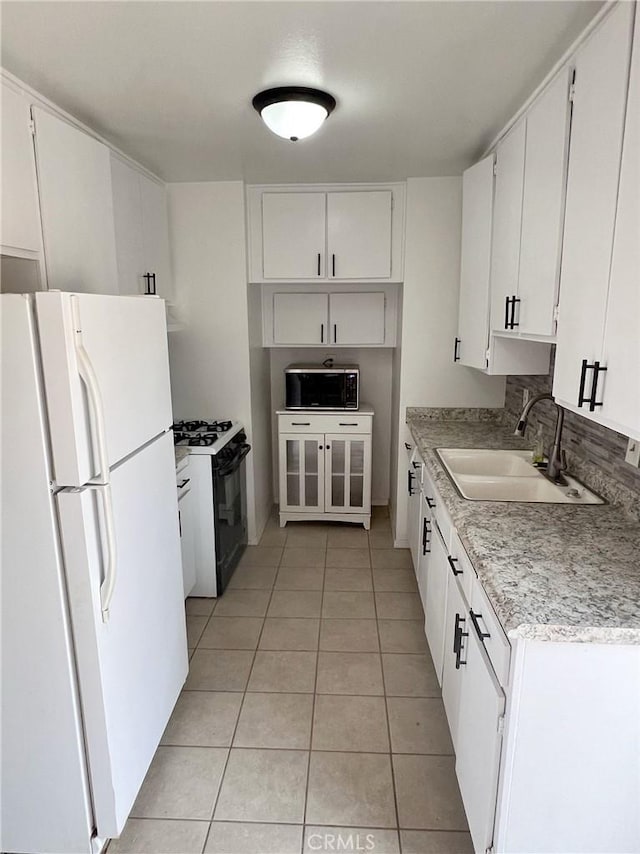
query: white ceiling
1 1 603 183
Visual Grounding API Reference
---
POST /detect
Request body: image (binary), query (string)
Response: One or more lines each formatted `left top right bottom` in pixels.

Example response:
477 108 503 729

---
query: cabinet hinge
485 348 491 362
28 118 36 136
497 715 505 735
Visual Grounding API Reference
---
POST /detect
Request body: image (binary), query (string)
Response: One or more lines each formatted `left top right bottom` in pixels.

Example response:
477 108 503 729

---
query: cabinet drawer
470 578 511 687
422 469 452 549
448 531 476 605
278 413 373 434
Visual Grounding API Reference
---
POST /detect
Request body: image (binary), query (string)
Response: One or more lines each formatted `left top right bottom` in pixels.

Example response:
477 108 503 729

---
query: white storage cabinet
553 2 639 440
1 81 42 256
32 107 119 295
111 155 173 300
247 184 405 284
277 409 373 528
406 444 424 571
263 284 397 348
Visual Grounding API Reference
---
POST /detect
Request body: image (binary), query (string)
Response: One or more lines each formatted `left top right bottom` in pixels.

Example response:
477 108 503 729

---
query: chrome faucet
514 393 567 482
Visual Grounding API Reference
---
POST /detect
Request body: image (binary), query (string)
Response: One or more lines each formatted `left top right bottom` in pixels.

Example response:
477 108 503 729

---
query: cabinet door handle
422 517 431 555
291 422 311 426
454 613 468 668
510 296 520 328
143 272 152 295
321 323 324 343
178 509 182 537
469 609 491 640
333 323 337 343
453 337 461 362
426 496 435 509
504 296 511 330
317 253 321 276
408 470 415 496
578 359 608 411
447 555 463 576
339 422 358 426
332 254 336 277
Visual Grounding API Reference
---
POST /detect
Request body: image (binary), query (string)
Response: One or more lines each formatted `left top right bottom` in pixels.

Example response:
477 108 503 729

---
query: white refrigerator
1 292 188 854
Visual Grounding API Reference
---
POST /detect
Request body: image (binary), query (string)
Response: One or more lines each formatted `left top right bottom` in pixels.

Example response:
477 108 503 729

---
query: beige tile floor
108 508 473 854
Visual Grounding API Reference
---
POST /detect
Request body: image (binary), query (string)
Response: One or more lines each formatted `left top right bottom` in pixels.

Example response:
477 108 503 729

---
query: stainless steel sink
436 448 604 504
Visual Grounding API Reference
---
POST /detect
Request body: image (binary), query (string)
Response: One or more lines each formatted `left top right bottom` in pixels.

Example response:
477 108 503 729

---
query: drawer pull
339 422 359 426
426 496 435 509
454 613 468 669
408 470 415 496
469 609 490 641
404 442 412 451
291 422 311 426
177 478 190 489
447 555 463 576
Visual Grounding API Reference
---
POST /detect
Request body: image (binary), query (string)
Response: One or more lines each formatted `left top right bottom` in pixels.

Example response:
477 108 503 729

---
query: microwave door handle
216 444 251 477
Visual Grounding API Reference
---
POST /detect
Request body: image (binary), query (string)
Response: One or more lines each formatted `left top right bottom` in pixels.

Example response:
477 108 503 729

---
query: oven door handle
216 444 251 477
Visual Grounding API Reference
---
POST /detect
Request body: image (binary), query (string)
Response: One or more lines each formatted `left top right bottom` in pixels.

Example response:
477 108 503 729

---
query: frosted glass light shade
252 87 336 142
261 101 328 141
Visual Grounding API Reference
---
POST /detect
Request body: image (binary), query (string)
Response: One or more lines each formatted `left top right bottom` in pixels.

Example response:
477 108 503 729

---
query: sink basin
437 448 537 477
436 448 604 504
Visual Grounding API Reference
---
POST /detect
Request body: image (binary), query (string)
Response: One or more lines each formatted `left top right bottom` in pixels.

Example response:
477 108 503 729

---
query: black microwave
285 364 359 410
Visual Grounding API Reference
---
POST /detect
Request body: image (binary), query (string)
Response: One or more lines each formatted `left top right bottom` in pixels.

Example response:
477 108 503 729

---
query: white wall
270 348 393 506
392 177 506 544
166 180 272 543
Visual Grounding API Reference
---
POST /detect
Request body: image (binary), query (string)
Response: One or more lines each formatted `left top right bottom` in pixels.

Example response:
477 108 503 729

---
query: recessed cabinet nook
455 0 639 442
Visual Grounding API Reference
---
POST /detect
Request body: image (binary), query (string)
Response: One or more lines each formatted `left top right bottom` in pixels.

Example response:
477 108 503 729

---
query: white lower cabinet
406 447 423 571
177 462 196 598
455 617 506 854
424 518 449 686
410 446 639 853
277 410 373 527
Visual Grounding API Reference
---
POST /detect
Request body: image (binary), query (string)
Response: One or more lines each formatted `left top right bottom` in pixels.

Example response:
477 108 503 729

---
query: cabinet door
178 484 196 598
553 3 634 409
273 292 328 345
262 192 326 279
407 450 423 570
455 622 505 854
279 433 325 513
329 292 386 345
489 121 526 333
441 573 467 750
327 191 392 279
32 107 118 295
599 8 640 440
424 520 449 685
0 83 41 253
518 70 572 337
416 492 432 611
325 434 371 514
111 155 145 295
140 174 173 301
457 155 494 369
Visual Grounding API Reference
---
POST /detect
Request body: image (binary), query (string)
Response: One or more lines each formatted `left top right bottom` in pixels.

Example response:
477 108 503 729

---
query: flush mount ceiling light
252 86 336 142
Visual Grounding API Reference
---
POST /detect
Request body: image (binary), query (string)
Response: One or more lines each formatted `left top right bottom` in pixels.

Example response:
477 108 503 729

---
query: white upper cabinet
553 2 636 435
599 7 640 439
32 107 118 295
0 82 41 255
111 155 173 301
248 184 404 283
262 192 326 279
457 154 495 370
489 122 526 334
518 68 572 337
326 191 392 279
272 292 328 345
329 292 386 345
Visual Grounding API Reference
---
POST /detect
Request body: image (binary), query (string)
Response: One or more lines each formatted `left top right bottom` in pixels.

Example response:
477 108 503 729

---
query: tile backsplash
505 348 640 520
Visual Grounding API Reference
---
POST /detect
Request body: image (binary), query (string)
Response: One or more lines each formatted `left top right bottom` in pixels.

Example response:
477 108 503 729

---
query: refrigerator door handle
72 296 111 487
92 483 118 622
72 296 117 621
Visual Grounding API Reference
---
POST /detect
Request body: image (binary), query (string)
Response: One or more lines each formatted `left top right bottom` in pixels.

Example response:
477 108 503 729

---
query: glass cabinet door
325 433 372 514
278 433 325 512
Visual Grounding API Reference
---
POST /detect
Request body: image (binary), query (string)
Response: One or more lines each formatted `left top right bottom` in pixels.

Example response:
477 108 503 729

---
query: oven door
213 445 250 593
286 371 347 409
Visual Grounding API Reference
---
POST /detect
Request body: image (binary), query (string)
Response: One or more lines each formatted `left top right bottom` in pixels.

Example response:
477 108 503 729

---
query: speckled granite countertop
407 409 640 645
